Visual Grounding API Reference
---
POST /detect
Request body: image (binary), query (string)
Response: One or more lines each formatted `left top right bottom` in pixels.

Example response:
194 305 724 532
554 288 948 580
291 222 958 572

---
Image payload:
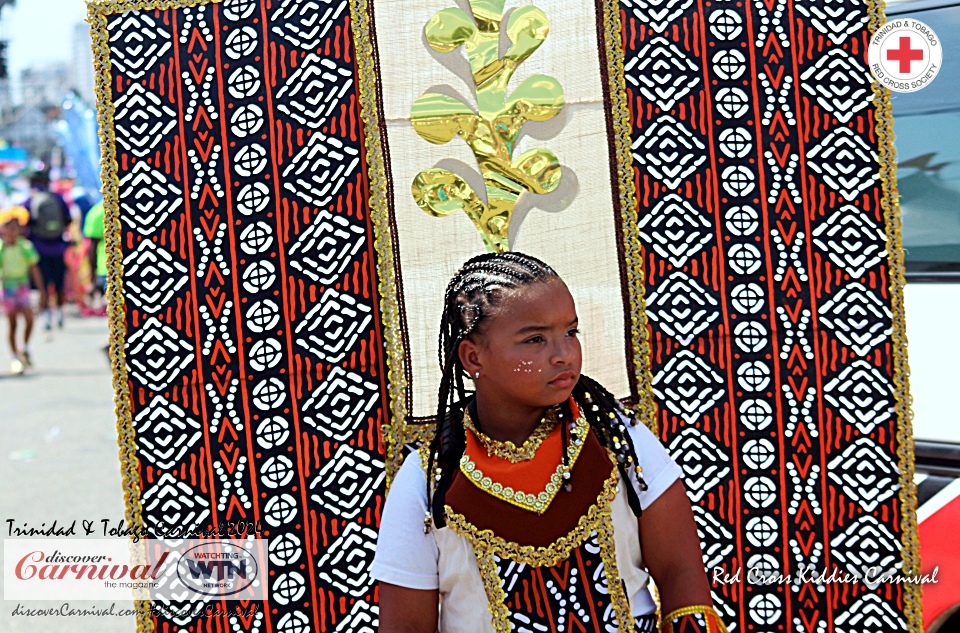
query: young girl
372 252 727 632
0 207 46 374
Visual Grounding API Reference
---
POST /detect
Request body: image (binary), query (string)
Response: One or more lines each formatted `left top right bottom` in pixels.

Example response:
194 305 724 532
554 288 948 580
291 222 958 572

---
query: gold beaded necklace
462 405 561 463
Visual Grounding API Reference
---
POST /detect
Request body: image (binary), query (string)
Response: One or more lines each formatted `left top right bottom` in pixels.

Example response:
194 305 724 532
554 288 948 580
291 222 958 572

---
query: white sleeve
622 414 684 510
370 450 440 590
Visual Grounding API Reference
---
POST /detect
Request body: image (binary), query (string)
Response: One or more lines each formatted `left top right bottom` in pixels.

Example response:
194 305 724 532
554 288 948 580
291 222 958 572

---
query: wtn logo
184 559 249 580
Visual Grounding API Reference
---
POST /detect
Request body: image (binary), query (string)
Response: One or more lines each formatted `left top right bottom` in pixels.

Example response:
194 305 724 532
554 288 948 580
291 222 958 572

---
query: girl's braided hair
425 251 647 530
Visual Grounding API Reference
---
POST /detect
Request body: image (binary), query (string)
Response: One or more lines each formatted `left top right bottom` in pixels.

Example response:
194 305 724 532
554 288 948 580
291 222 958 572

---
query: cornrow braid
425 252 648 531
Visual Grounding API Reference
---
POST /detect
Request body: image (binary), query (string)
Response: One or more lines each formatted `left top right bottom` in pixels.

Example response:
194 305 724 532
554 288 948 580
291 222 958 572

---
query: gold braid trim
348 0 411 489
463 406 559 462
475 550 513 632
444 467 619 567
445 466 636 632
87 0 223 631
596 0 659 435
865 2 922 632
660 605 730 633
460 408 587 514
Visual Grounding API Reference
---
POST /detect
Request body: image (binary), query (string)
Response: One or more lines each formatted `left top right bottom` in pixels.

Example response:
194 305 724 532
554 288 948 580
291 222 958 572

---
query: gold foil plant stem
411 0 564 253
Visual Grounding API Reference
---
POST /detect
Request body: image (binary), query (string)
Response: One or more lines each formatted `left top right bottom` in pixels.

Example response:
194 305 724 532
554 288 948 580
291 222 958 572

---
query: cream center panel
373 0 630 417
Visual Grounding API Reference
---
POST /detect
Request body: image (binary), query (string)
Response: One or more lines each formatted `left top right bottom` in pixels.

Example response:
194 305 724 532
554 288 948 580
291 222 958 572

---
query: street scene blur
0 1 131 631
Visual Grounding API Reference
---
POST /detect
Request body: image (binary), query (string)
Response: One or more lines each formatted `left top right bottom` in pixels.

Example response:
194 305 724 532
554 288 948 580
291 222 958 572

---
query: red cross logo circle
868 18 942 93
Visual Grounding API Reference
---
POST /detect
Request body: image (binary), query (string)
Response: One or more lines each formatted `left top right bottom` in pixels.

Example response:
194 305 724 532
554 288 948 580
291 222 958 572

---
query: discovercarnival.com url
11 603 138 617
10 603 260 618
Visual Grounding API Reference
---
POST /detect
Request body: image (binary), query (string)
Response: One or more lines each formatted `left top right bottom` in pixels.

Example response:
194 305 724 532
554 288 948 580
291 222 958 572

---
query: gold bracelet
660 605 730 633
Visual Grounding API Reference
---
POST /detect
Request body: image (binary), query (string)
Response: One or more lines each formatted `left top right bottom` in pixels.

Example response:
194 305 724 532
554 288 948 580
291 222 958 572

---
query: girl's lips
548 373 576 389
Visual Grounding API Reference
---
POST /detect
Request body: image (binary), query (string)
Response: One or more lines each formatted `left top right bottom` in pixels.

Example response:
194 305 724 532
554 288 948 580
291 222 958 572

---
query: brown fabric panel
446 429 614 547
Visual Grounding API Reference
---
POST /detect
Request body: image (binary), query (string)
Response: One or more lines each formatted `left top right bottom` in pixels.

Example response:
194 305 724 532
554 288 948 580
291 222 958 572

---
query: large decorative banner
89 0 919 632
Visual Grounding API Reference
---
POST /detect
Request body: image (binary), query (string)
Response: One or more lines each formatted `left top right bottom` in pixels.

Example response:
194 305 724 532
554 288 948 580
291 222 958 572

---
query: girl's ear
458 336 482 378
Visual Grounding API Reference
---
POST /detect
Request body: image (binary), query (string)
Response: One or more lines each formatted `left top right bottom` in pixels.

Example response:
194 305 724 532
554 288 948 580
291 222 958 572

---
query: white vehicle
889 0 960 630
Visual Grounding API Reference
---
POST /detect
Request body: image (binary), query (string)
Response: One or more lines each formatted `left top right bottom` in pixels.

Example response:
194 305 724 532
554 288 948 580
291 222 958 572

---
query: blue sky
3 0 87 81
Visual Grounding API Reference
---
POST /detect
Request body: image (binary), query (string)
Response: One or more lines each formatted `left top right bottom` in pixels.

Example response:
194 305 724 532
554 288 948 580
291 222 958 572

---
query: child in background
82 201 107 315
0 207 46 374
373 252 726 633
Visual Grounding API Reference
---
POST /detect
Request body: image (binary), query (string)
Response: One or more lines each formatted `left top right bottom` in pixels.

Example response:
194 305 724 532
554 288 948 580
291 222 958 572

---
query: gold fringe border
597 0 660 435
348 0 412 488
867 2 923 631
446 468 636 631
87 1 222 631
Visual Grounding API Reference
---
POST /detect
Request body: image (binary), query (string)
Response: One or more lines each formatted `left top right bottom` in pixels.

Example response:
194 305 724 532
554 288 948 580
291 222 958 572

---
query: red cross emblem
886 36 924 74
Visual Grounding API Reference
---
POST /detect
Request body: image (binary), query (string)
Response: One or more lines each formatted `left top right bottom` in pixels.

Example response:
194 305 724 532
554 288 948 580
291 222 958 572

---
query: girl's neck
473 397 546 446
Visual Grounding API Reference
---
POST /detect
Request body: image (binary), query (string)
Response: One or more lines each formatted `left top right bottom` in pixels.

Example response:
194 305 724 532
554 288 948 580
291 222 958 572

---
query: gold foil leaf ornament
411 0 565 253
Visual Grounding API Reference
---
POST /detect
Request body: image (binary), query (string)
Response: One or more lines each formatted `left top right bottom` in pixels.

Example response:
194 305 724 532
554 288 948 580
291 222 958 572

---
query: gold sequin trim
868 1 922 631
460 407 587 513
462 405 559 462
446 463 635 631
348 0 412 489
596 0 660 436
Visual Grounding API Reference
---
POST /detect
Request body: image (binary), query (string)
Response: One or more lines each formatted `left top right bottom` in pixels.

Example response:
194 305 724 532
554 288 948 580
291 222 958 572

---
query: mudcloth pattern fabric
91 0 919 632
92 1 383 631
617 0 918 631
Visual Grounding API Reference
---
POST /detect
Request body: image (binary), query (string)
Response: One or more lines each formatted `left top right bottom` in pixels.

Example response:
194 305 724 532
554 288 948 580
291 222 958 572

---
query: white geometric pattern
135 395 202 470
631 115 707 189
270 0 349 49
826 438 899 512
141 473 210 534
113 84 177 158
638 194 713 268
288 210 366 284
295 288 373 363
819 283 892 356
667 428 730 502
125 317 195 391
107 12 172 80
811 205 887 278
301 367 380 441
283 132 361 207
119 162 184 235
277 53 354 127
123 240 189 314
622 0 696 33
653 350 724 424
834 593 907 633
795 0 868 45
800 49 873 124
807 127 879 201
823 360 894 435
309 444 385 520
316 522 378 597
691 505 735 569
624 37 700 110
646 272 720 345
830 514 901 589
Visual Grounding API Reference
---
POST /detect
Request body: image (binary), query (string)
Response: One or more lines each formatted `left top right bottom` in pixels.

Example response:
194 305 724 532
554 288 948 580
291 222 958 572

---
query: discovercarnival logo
868 18 943 93
4 539 268 601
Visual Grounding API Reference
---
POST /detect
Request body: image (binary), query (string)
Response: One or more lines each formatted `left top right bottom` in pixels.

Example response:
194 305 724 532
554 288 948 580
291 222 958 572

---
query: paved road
0 310 135 632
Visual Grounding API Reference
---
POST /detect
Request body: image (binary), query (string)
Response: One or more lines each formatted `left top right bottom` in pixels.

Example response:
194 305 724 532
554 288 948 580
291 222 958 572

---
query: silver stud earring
474 371 480 379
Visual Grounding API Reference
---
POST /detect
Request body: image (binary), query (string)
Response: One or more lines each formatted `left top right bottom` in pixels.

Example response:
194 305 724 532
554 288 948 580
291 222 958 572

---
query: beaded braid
424 252 648 531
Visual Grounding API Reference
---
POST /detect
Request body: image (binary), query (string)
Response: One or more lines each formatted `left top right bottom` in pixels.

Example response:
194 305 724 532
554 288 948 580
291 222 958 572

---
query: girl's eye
567 328 580 337
525 335 544 344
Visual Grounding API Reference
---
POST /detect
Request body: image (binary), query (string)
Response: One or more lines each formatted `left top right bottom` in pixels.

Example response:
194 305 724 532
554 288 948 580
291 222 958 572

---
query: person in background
82 201 106 314
24 171 72 330
0 207 46 374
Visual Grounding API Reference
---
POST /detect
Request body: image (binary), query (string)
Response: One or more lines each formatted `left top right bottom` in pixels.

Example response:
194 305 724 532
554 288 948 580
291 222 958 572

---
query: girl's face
459 277 582 409
1 220 20 244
